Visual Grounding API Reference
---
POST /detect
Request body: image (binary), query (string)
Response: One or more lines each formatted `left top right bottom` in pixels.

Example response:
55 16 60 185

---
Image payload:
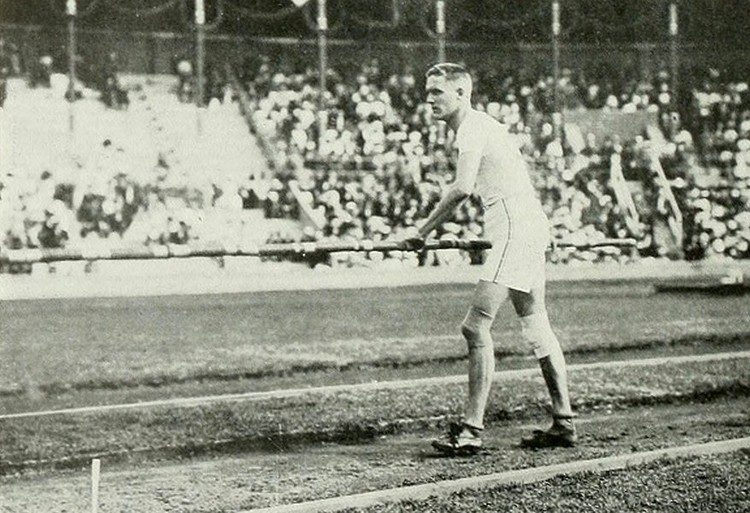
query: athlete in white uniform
403 63 577 454
456 108 551 292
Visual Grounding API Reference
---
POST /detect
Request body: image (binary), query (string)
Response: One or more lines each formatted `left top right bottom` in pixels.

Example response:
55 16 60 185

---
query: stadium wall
3 24 750 83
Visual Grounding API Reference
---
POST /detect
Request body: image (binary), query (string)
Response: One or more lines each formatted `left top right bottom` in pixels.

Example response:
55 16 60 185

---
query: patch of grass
345 451 750 513
2 282 749 394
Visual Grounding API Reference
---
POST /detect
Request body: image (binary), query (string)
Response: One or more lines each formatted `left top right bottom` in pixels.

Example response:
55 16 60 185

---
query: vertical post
317 0 328 151
317 0 328 103
66 0 77 133
91 458 101 513
669 0 680 135
195 0 205 134
551 0 562 140
436 0 446 63
148 33 158 74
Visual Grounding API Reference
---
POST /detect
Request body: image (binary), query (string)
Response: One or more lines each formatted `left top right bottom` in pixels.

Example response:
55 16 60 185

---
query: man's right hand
397 225 426 252
401 237 426 252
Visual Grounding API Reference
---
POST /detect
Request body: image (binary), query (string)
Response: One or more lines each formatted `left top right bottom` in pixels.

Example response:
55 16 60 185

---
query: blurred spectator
29 54 53 88
175 58 194 103
0 40 10 108
0 38 21 76
97 52 129 109
204 62 230 106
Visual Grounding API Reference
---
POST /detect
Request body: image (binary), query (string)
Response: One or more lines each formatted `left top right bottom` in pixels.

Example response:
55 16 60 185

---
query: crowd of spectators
238 57 489 266
679 70 750 259
238 56 695 265
173 57 232 107
1 140 263 258
240 55 750 265
472 65 675 122
2 46 749 270
0 73 261 265
0 38 23 108
21 45 130 108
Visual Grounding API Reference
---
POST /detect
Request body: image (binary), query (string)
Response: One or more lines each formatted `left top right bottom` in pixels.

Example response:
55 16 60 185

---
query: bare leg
509 284 574 420
538 344 574 418
433 280 509 454
461 280 508 428
463 321 496 429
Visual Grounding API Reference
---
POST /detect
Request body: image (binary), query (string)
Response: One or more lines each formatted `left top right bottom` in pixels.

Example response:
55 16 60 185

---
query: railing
288 180 327 232
609 153 642 237
647 149 684 247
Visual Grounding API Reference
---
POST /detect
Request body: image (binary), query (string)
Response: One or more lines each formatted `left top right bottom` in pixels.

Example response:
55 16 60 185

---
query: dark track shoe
521 418 577 449
432 422 484 456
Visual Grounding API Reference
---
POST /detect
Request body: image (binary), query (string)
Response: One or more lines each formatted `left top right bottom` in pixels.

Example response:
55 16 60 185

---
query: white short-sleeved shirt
455 109 549 291
454 109 538 207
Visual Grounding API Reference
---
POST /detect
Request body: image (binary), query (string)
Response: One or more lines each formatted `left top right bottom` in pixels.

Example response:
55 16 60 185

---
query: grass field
2 280 749 395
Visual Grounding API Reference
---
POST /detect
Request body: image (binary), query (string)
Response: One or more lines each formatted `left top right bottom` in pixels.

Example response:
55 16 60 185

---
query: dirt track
2 399 748 513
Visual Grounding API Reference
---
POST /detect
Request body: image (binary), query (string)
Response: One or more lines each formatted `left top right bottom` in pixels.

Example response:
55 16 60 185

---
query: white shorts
479 197 550 293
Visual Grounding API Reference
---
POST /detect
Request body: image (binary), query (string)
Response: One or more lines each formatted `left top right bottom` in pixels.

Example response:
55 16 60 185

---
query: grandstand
1 2 749 512
1 0 749 272
0 1 748 269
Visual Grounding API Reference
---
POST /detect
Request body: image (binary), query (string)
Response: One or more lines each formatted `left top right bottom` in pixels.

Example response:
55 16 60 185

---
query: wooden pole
91 458 101 513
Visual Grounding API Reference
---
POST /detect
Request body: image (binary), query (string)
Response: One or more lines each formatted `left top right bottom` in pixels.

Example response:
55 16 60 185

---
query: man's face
425 75 461 121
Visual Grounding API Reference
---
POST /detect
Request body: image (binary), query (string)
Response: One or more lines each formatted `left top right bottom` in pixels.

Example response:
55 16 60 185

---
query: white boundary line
2 350 749 421
242 436 750 513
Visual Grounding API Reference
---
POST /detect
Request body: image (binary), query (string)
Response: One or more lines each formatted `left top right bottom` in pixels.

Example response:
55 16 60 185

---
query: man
404 63 576 455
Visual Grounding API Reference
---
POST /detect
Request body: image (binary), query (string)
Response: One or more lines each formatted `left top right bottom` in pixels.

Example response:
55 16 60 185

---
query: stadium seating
681 75 750 259
0 67 269 259
2 43 749 268
237 57 685 265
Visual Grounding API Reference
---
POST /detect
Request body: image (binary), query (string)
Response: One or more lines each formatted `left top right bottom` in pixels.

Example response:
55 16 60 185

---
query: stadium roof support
552 0 561 140
668 0 680 137
195 0 206 123
66 0 77 133
317 0 328 147
436 0 446 62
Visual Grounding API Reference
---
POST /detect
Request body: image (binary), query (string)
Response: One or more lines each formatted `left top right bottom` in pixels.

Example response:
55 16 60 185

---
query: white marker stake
91 458 101 513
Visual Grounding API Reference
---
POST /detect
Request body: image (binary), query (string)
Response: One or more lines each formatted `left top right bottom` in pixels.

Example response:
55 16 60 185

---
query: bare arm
417 187 470 239
417 150 482 239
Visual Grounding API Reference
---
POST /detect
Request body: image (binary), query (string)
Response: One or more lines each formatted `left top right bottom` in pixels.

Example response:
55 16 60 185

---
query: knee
461 307 494 348
519 311 559 359
461 322 481 341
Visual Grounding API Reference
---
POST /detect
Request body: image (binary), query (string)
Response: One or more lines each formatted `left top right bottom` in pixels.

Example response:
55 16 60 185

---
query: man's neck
448 104 471 132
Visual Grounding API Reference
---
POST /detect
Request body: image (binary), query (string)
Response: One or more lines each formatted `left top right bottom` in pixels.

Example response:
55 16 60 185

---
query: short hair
426 62 468 80
425 62 472 96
